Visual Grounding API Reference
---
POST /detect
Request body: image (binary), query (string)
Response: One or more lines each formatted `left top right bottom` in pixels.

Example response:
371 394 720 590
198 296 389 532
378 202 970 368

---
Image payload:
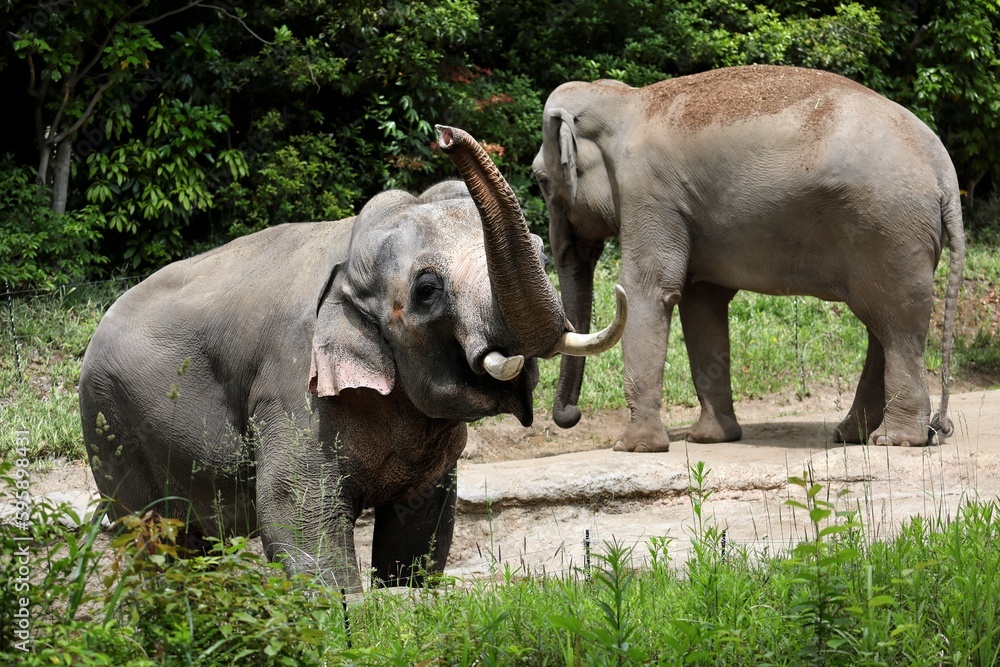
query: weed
783 469 862 665
549 538 647 666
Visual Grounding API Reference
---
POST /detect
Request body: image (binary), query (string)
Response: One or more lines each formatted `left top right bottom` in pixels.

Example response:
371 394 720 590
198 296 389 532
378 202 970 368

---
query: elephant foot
686 412 742 444
612 422 671 453
869 426 937 448
834 411 880 444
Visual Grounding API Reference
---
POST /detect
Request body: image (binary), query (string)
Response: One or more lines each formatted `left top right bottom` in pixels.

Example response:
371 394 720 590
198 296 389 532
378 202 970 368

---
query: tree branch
24 51 38 98
205 4 275 45
137 0 207 27
47 64 79 145
76 4 142 84
905 24 930 60
50 78 115 145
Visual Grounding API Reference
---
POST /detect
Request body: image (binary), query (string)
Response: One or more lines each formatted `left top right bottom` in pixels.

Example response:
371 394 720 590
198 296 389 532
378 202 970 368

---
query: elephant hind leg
869 333 935 447
835 328 885 443
851 295 934 447
679 281 742 443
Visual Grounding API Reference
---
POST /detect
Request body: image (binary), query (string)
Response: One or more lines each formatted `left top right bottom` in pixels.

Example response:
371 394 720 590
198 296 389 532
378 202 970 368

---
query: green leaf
868 595 895 608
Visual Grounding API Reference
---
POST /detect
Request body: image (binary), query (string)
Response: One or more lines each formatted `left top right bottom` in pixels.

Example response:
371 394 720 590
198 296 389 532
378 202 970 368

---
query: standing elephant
80 126 626 591
533 65 965 452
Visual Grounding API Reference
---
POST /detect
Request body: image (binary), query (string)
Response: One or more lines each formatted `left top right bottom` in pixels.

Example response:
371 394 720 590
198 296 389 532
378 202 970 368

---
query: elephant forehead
417 199 484 244
450 251 489 292
348 204 485 291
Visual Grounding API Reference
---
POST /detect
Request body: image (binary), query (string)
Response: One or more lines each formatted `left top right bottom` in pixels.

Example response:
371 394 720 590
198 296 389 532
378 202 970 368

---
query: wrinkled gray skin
81 128 585 591
533 65 966 452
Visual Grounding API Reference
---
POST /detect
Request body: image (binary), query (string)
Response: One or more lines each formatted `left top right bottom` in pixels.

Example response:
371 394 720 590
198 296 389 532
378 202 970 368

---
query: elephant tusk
483 351 525 381
552 285 628 357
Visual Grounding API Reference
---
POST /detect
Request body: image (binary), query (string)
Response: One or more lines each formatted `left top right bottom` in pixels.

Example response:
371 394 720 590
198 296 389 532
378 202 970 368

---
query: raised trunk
436 125 565 357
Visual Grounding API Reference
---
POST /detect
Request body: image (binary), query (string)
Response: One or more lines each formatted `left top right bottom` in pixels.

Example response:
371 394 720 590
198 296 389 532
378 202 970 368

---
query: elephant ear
548 108 579 204
309 277 395 398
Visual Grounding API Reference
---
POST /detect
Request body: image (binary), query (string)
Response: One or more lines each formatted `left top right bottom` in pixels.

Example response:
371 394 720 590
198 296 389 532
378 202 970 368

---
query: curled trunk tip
436 125 458 152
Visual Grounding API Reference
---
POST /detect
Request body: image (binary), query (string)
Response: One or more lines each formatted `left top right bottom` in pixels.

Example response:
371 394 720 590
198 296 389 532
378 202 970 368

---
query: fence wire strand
4 280 22 382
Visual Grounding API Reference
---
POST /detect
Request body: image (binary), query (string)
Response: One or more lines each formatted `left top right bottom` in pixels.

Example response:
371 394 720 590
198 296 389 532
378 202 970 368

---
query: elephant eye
536 174 551 199
413 270 443 304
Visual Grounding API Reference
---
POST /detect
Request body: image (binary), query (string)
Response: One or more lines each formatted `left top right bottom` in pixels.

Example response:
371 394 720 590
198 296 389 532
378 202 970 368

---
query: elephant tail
933 188 967 438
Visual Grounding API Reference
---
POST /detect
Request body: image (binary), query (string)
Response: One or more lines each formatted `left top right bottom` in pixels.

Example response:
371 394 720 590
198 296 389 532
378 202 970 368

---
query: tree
9 1 191 212
869 0 1000 206
4 1 250 266
0 0 996 283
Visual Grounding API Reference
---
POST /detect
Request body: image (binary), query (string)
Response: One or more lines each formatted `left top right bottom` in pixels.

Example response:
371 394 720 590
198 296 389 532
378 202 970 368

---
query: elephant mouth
468 358 538 427
506 364 537 427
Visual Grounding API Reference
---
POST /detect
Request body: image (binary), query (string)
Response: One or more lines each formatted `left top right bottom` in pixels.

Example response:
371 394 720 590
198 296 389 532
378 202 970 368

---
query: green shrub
0 459 347 665
0 157 105 288
220 124 362 238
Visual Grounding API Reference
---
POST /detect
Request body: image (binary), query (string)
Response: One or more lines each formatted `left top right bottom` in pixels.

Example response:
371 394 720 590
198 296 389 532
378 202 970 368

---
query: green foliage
549 539 648 665
783 470 864 663
0 158 104 287
107 517 344 666
7 459 1000 664
872 0 1000 199
0 459 109 655
732 3 887 79
477 1 888 87
958 329 1000 381
85 97 246 267
220 121 360 238
968 191 1000 240
2 0 998 283
0 463 346 664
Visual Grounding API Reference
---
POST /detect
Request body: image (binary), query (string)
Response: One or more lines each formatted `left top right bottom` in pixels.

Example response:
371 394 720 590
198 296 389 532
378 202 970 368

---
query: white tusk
553 284 628 357
483 351 524 380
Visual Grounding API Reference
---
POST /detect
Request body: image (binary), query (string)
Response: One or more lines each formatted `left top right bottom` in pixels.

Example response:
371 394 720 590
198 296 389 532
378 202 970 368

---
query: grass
4 457 1000 665
0 280 137 462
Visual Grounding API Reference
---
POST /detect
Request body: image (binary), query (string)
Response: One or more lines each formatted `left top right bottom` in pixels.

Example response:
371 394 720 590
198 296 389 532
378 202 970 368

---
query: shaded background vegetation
1 0 998 286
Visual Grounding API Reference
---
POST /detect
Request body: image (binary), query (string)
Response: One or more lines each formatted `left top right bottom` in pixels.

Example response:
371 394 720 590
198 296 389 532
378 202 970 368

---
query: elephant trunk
554 356 586 428
436 125 565 358
552 254 598 428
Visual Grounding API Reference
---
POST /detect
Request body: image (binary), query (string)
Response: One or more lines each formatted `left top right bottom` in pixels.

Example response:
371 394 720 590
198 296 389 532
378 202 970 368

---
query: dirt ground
15 384 1000 587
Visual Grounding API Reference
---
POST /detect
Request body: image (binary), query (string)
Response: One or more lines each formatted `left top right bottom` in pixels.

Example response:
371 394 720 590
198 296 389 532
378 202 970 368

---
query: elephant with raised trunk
533 65 965 453
80 126 626 591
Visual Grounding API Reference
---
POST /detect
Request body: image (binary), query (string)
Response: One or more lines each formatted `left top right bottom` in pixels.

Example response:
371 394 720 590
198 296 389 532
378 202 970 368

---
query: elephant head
311 125 626 426
532 94 622 428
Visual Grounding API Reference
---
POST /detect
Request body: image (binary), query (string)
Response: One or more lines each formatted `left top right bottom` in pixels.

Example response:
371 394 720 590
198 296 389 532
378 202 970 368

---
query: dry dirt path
12 388 1000 587
413 387 1000 580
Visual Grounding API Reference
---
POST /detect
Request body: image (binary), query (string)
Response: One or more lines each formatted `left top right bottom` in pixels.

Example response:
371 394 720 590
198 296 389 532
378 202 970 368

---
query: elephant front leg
614 290 675 453
371 464 457 587
259 500 361 591
679 281 742 443
256 443 362 591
